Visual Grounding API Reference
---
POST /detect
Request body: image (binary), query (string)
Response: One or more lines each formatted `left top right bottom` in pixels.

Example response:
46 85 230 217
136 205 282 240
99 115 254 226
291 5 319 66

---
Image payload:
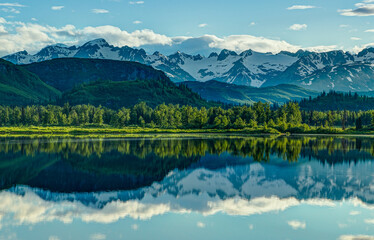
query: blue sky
1 0 374 56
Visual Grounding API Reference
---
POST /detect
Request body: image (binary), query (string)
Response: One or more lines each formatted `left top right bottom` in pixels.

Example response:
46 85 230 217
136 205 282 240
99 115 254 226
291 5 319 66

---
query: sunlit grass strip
0 125 374 138
0 126 281 136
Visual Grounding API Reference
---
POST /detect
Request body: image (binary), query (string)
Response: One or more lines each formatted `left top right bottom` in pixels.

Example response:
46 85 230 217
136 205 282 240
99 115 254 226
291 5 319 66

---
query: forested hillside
22 58 170 91
58 79 214 109
0 59 60 105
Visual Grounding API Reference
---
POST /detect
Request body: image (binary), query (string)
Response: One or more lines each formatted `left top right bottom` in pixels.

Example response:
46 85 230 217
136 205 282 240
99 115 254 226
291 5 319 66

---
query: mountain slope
59 79 213 109
182 80 318 105
0 59 60 105
294 63 374 92
22 58 170 92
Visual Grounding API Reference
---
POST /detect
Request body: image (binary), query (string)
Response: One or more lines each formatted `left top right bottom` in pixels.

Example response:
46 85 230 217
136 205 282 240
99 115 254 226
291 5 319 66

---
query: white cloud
338 235 374 240
1 7 20 14
289 24 307 31
80 26 172 47
351 37 361 41
287 220 306 230
287 5 316 10
198 23 208 28
248 224 254 230
0 3 25 7
131 224 139 230
197 222 205 228
365 29 374 32
340 24 349 28
31 18 37 21
0 22 177 56
92 9 109 14
129 1 144 4
0 2 24 14
0 20 348 56
51 6 64 11
133 20 142 24
207 34 300 53
0 25 7 34
303 45 339 52
352 43 374 53
250 22 256 26
339 2 374 16
90 233 106 240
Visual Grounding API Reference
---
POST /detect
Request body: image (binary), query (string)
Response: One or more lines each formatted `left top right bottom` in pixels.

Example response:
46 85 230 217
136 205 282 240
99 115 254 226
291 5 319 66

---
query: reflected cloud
90 233 106 240
339 235 374 240
364 219 374 224
0 186 356 229
349 211 361 216
197 222 205 228
49 236 60 240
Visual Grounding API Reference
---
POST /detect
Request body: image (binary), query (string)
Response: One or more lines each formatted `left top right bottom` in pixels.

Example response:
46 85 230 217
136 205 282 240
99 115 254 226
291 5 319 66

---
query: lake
0 135 374 240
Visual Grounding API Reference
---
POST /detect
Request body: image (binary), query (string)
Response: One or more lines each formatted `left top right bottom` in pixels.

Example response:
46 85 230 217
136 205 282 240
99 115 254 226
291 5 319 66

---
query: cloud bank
0 19 350 56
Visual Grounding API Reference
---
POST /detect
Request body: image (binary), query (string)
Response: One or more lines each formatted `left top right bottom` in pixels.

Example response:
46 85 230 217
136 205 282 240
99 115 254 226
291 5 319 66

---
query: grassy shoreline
0 126 373 137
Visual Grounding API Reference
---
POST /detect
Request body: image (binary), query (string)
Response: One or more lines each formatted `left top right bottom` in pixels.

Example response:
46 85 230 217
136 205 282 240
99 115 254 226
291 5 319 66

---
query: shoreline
0 126 373 138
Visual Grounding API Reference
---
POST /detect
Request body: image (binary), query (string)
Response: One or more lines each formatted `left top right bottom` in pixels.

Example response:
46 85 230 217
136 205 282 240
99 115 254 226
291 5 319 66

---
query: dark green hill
182 80 318 105
22 58 170 92
299 91 374 111
59 79 214 109
0 59 60 105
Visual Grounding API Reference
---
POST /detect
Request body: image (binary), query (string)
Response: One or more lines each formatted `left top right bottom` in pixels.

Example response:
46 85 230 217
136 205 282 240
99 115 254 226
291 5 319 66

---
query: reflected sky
0 136 374 240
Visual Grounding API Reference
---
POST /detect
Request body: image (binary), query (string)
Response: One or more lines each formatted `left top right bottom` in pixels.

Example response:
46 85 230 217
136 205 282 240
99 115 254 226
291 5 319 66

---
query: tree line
0 101 373 130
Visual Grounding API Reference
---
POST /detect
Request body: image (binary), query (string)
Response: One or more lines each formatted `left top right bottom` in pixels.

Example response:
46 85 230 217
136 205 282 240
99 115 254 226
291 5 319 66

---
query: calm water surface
0 136 374 240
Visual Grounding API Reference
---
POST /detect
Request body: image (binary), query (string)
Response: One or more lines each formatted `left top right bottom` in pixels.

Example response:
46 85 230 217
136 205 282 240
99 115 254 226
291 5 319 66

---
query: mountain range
5 38 374 92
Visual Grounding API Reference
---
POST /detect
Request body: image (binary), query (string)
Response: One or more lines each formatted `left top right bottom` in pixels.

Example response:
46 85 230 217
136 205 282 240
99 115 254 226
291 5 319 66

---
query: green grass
0 125 280 137
1 125 374 137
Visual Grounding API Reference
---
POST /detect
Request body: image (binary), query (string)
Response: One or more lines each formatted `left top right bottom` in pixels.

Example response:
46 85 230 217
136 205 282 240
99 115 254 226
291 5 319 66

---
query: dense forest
0 100 373 131
299 91 374 111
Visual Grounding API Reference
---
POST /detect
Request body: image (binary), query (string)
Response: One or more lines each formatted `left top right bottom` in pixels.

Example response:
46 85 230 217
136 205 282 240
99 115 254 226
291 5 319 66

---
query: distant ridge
182 80 318 105
7 38 374 91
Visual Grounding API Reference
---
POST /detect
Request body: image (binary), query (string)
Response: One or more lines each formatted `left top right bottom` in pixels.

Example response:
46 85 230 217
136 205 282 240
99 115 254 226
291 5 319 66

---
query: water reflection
0 136 374 239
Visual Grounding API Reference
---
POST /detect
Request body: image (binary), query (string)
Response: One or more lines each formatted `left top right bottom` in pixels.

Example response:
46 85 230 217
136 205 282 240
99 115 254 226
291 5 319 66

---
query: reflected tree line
1 136 374 163
2 136 374 191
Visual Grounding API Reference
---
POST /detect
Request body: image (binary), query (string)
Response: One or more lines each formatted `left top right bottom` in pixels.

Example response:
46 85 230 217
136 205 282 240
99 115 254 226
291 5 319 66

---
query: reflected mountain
1 136 374 229
1 136 374 192
1 159 374 226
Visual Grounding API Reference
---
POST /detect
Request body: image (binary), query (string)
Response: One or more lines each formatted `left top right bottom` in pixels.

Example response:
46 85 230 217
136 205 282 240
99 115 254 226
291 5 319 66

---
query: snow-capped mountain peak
5 38 374 90
82 38 110 47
